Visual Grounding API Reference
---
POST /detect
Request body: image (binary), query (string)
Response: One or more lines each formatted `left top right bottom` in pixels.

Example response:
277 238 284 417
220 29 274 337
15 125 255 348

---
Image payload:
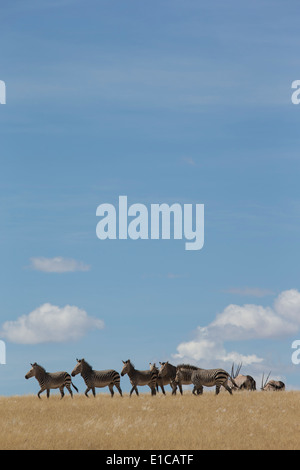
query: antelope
261 372 285 391
229 363 256 391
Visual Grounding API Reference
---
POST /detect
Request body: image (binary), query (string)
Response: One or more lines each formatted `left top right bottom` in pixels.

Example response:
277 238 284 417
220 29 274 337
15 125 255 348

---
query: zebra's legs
85 387 96 397
149 385 156 396
115 383 123 397
215 385 221 395
66 384 73 398
59 387 65 399
37 388 46 399
193 385 203 395
160 384 166 395
108 384 114 397
130 385 138 396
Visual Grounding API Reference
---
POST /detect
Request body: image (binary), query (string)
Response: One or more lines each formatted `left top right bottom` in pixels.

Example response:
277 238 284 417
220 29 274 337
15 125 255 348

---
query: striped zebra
149 362 173 395
182 367 235 395
121 360 157 396
71 358 122 397
25 362 78 399
173 364 200 395
158 361 178 395
158 361 199 395
149 363 161 393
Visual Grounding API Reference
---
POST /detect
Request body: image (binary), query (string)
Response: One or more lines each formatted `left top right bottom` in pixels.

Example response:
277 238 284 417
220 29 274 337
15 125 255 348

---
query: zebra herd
25 359 285 399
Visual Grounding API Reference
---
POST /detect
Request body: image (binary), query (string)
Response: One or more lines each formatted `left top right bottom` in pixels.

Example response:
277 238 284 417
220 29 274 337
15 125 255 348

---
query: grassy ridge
0 391 299 450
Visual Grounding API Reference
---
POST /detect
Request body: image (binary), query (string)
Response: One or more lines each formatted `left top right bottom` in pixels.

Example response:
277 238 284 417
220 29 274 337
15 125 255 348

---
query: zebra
261 372 285 392
184 367 236 395
149 363 162 394
71 358 122 397
158 361 178 395
229 363 256 391
121 360 157 396
25 362 78 399
173 364 200 395
158 361 198 395
149 362 174 395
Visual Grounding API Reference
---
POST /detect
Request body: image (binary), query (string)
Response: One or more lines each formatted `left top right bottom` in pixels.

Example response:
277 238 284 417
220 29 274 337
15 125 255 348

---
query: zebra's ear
122 360 125 364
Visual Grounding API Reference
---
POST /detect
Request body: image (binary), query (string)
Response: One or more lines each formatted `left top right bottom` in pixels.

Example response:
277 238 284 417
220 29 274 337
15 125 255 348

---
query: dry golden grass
0 391 299 450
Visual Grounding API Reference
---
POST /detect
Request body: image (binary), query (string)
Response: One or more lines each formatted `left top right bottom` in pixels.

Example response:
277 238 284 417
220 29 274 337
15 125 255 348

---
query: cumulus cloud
274 289 300 322
29 257 91 273
173 289 300 367
0 303 104 344
211 303 295 339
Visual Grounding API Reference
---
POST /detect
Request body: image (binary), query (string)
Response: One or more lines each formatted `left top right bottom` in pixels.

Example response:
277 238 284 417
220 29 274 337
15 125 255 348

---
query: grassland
0 391 299 450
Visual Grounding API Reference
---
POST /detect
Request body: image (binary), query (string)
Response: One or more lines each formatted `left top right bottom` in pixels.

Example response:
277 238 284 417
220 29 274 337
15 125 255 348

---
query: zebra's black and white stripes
25 359 284 398
25 363 78 399
71 358 122 397
158 362 199 395
184 368 235 395
121 359 157 396
173 364 200 395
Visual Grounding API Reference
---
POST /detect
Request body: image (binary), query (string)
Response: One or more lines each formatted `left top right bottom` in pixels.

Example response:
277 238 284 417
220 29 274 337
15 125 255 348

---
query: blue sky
1 0 300 395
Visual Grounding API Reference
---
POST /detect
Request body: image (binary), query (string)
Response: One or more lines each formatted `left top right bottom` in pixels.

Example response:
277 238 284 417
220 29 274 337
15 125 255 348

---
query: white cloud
274 289 300 322
173 289 300 367
211 303 295 339
30 257 90 273
0 303 104 344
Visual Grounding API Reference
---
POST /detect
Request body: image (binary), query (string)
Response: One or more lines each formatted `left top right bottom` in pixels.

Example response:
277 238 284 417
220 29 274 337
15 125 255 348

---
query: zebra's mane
34 363 46 373
81 359 93 372
176 363 198 370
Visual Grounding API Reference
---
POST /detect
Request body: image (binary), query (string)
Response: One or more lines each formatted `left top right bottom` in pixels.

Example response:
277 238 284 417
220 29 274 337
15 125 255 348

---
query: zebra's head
71 358 84 376
121 360 132 376
149 362 158 372
158 361 169 378
174 369 183 383
25 363 39 379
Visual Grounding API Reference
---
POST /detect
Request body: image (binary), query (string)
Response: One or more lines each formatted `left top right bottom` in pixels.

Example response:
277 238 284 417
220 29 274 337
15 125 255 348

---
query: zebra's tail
71 381 79 393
